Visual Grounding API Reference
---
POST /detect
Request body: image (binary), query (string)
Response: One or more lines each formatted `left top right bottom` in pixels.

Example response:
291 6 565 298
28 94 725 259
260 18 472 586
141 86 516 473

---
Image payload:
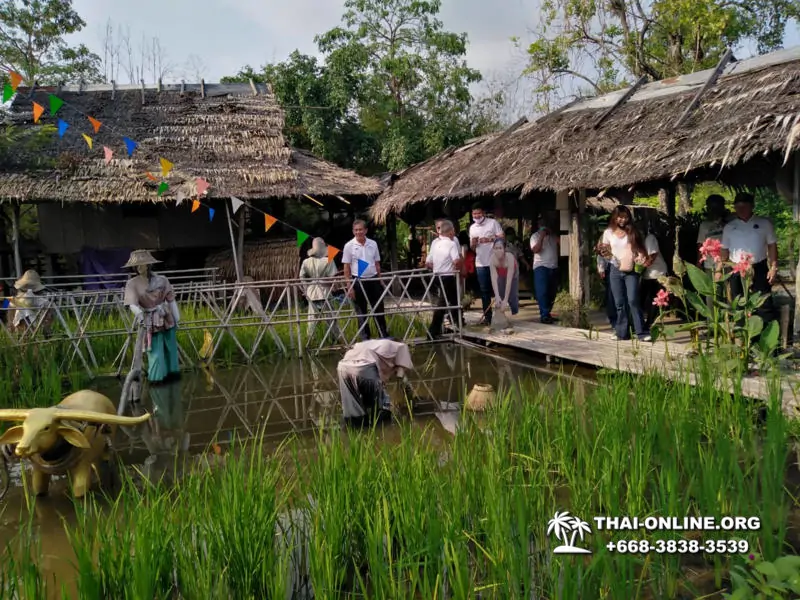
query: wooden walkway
459 309 800 415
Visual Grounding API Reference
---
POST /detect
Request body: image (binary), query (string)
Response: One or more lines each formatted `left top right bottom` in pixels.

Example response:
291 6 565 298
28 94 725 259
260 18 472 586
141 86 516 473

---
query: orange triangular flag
9 72 22 90
32 102 44 123
81 133 93 149
327 245 340 263
264 214 277 232
87 116 102 133
191 200 200 213
146 172 157 181
160 157 174 177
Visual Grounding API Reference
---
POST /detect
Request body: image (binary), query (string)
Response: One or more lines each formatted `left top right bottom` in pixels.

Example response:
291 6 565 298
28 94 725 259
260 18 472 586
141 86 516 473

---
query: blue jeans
533 266 557 320
476 267 493 322
603 265 617 327
608 266 646 339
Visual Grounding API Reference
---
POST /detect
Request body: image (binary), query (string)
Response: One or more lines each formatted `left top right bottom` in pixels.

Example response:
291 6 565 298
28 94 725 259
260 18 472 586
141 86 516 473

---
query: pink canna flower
653 289 671 308
699 238 723 264
732 252 753 276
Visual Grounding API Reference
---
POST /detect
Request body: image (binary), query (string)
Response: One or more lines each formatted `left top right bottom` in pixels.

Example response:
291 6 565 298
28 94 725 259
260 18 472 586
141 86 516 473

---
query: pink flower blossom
699 238 723 264
732 253 753 276
653 289 671 308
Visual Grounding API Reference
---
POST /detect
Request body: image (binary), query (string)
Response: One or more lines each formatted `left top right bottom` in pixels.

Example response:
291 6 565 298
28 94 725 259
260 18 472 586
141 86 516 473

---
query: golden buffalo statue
0 390 151 498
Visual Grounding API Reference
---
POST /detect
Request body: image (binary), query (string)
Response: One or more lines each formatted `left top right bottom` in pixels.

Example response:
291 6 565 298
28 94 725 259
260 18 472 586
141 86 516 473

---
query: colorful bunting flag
81 133 93 149
264 214 276 232
57 119 68 137
356 259 369 278
196 178 209 196
103 146 113 164
2 83 12 103
296 231 310 247
327 246 340 263
32 102 44 123
49 94 63 116
157 182 169 196
208 208 215 221
0 298 8 310
88 116 102 133
9 71 22 90
123 137 137 157
160 157 174 177
230 196 244 214
191 200 200 213
146 172 158 181
175 191 186 207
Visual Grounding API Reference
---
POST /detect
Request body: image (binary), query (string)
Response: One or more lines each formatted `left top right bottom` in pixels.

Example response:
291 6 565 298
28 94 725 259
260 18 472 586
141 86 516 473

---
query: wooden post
11 202 21 278
236 207 246 281
386 213 400 294
568 191 582 302
578 189 589 304
224 200 242 282
793 151 800 345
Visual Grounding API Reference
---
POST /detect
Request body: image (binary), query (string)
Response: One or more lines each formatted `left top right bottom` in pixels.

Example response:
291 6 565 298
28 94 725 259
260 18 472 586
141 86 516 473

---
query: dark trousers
429 275 459 337
640 278 663 330
728 259 775 325
603 266 618 328
533 266 558 321
353 278 389 340
476 266 493 322
609 265 646 339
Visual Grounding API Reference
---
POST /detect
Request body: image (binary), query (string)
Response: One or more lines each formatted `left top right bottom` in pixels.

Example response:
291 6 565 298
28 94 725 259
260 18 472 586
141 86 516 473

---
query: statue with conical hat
122 250 181 384
7 269 51 333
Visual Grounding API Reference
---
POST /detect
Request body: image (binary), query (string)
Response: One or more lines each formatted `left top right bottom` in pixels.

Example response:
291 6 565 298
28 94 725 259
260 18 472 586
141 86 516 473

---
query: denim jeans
533 266 557 320
476 266 493 322
608 265 646 339
603 265 618 328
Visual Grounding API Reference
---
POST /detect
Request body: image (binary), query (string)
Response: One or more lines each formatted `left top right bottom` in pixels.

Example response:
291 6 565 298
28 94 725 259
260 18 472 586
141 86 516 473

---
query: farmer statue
8 270 51 333
122 250 181 384
337 339 416 424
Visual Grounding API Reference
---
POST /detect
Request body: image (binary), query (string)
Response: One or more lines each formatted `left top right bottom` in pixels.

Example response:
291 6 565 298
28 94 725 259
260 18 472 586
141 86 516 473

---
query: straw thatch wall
205 238 301 282
1 83 383 203
371 47 800 223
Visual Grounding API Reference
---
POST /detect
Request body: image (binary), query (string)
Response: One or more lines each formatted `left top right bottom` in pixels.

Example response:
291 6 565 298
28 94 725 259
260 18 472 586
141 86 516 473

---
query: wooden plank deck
459 315 800 415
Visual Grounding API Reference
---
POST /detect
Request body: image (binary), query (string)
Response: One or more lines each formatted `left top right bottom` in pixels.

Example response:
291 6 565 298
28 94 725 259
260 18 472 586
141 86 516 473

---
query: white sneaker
640 335 652 342
610 333 618 340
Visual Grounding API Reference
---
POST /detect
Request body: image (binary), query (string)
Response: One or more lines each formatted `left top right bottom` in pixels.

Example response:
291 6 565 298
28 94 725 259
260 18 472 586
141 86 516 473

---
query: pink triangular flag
196 178 209 196
103 146 113 164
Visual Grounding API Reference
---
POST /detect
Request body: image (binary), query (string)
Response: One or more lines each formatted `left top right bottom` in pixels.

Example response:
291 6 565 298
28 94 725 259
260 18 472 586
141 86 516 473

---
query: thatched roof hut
371 46 800 224
205 238 301 282
1 81 383 203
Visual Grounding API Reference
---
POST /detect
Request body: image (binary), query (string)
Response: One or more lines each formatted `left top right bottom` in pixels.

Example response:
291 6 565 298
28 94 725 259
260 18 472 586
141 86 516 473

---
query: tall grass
0 371 795 599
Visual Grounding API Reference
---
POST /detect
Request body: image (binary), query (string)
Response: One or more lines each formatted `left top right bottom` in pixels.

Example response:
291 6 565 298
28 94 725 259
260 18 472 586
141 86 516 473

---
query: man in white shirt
426 219 463 338
720 192 778 323
530 213 559 324
468 204 503 325
641 228 669 329
342 219 389 340
696 194 730 312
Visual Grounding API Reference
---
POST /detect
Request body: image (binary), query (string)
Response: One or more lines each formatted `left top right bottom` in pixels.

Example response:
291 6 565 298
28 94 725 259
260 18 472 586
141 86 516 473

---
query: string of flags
1 69 343 263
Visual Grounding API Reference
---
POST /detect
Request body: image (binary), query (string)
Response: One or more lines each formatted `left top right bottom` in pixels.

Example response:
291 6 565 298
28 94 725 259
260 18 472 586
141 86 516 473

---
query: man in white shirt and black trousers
469 203 504 325
342 219 389 340
720 192 778 325
426 219 463 338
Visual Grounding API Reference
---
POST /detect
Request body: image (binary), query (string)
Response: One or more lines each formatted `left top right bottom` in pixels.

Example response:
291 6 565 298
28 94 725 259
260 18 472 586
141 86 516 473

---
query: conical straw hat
122 249 161 269
14 270 44 292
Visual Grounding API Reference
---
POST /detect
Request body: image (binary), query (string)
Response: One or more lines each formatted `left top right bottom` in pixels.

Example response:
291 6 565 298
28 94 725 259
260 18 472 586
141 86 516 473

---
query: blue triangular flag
1 298 8 309
357 259 369 278
208 207 215 221
123 137 137 156
57 119 69 137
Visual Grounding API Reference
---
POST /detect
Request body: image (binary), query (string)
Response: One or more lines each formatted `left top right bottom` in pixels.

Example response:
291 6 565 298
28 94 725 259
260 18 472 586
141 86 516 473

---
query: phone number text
606 539 749 554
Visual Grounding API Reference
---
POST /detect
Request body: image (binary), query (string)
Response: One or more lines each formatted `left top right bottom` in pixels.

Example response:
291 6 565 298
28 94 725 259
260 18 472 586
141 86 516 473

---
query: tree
523 0 800 111
0 0 102 86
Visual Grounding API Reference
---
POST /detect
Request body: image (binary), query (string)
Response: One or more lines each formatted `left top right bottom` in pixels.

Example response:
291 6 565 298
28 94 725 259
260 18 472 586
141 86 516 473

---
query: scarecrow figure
122 250 180 384
8 270 51 333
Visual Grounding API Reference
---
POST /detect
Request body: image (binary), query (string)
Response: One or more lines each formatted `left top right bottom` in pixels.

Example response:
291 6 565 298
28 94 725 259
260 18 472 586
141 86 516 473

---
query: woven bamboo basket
205 238 301 282
465 383 496 412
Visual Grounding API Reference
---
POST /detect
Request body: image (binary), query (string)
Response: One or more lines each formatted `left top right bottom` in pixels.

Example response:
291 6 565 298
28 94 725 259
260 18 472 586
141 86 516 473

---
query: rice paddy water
0 341 798 599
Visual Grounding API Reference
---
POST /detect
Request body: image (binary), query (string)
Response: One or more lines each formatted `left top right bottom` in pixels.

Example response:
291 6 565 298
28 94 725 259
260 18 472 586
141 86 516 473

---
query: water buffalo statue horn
53 410 152 426
0 409 33 422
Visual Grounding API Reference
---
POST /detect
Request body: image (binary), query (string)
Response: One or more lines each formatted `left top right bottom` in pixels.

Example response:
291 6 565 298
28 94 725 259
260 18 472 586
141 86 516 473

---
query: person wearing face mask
489 239 520 320
469 204 504 325
123 249 181 384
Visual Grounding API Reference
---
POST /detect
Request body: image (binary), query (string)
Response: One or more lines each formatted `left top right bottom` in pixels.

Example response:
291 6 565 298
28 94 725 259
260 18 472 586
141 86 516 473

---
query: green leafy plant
725 553 800 599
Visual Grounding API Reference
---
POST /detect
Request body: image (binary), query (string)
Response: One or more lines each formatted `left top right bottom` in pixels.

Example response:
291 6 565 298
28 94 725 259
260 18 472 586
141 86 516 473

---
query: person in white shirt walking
638 218 669 330
299 237 342 340
530 213 559 324
426 219 462 338
468 204 504 325
720 192 778 324
342 220 389 340
696 194 730 312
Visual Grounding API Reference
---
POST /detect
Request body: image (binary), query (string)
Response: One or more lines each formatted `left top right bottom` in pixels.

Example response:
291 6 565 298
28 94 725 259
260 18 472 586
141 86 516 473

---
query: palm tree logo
547 511 592 554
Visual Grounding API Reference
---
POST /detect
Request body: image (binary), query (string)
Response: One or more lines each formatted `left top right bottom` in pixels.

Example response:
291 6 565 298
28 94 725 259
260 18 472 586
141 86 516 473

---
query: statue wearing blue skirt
122 250 181 384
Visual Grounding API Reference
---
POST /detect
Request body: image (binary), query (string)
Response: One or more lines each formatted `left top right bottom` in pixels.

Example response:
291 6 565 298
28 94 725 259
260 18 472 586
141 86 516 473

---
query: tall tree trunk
677 182 691 216
658 188 670 213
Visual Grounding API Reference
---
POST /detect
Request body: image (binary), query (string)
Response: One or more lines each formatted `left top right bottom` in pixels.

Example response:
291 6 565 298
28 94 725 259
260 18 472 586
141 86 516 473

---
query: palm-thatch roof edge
371 45 800 224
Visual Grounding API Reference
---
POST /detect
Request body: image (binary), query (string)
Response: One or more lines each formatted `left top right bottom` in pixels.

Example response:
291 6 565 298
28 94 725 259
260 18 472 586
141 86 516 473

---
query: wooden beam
593 75 648 130
674 48 735 128
236 207 246 281
224 200 242 282
11 202 21 278
387 214 400 294
792 151 800 345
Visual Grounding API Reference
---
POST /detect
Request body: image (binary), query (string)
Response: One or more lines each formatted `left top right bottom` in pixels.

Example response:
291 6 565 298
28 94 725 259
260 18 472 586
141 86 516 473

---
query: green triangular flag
2 83 12 103
157 182 169 196
49 94 64 116
296 230 310 247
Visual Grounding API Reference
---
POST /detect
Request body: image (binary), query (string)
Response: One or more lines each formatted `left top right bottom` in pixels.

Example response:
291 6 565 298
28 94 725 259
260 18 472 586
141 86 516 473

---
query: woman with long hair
597 206 651 341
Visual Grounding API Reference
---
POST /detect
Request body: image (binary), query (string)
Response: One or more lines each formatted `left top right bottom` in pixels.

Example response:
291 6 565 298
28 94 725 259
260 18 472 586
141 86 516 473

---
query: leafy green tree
523 0 800 111
0 0 102 86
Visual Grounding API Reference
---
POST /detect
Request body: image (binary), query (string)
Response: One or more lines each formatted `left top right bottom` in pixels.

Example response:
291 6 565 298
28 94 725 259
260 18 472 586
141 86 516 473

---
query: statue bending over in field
123 250 181 384
337 339 416 424
8 270 52 334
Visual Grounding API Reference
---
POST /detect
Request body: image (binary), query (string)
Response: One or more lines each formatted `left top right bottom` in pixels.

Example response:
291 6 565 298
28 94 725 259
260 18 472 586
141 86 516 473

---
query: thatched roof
205 238 300 282
0 82 383 204
371 46 800 223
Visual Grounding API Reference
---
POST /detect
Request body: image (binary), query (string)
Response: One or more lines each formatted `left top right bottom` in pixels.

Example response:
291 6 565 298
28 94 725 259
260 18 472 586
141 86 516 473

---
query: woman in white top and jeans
598 206 651 341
